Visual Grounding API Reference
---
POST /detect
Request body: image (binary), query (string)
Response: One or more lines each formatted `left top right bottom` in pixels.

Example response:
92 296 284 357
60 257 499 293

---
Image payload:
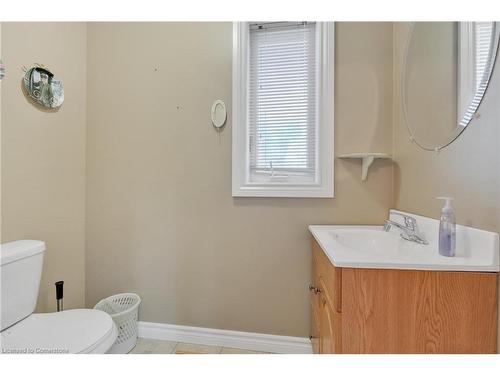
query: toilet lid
1 309 117 354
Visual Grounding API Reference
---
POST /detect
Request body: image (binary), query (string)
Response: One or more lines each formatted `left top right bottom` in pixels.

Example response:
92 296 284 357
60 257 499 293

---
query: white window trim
232 22 334 198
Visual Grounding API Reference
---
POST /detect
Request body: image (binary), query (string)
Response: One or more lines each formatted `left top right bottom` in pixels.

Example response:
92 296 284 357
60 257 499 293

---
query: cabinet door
310 255 321 353
318 277 341 354
311 293 321 353
319 294 335 354
312 237 342 312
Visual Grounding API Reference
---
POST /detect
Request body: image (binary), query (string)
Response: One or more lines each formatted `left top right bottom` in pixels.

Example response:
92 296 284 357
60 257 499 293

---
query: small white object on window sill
338 153 392 181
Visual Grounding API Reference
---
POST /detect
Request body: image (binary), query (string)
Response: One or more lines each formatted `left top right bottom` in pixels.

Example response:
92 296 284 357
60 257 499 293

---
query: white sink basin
309 210 499 272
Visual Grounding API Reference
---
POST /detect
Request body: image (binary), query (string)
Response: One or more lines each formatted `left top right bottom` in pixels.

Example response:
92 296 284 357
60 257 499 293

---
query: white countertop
309 210 499 272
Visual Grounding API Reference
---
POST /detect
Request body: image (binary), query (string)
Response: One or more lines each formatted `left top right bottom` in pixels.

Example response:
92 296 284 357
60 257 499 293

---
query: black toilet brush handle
55 281 64 311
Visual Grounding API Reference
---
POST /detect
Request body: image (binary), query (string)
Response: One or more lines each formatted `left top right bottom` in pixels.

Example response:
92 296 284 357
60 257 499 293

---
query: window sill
232 185 334 198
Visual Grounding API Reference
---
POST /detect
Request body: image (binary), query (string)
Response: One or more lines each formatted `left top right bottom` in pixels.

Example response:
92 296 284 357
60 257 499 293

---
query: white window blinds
248 22 317 184
474 22 494 90
457 22 495 125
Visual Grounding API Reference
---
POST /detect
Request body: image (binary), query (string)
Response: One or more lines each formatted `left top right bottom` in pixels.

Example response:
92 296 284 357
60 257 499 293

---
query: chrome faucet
383 212 428 245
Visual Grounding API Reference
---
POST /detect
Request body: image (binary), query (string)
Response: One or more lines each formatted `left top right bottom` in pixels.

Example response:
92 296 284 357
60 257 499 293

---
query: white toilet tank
1 240 45 331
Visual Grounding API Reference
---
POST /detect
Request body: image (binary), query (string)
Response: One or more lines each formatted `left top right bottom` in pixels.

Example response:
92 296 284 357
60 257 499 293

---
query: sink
332 228 401 254
309 210 499 272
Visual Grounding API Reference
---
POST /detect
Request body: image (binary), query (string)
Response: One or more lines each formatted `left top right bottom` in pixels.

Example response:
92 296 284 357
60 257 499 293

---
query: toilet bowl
1 310 117 354
1 240 117 354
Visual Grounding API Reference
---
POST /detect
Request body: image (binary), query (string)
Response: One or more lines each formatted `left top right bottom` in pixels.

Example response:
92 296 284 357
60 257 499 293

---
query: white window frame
232 22 334 198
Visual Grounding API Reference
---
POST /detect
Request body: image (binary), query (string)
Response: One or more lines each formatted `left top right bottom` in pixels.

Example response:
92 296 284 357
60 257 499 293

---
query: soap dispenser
437 197 456 257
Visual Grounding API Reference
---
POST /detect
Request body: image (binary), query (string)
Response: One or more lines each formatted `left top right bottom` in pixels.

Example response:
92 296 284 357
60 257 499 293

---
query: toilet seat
1 309 117 354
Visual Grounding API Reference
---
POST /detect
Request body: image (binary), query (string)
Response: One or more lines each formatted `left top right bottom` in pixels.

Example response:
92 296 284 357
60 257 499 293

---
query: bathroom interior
1 3 500 369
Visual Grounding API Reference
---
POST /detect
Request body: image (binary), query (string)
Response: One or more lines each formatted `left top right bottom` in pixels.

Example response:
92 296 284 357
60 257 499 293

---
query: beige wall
85 22 394 337
1 23 87 312
393 23 500 348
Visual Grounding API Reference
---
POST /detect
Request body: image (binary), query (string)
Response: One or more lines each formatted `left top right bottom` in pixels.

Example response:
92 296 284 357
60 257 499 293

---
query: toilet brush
55 281 64 312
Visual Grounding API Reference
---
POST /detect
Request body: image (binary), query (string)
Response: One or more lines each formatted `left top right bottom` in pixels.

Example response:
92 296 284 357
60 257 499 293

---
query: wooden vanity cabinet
310 237 499 354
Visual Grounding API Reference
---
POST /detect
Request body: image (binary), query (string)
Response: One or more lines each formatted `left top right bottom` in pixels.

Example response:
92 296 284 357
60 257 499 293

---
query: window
458 22 495 124
232 22 334 197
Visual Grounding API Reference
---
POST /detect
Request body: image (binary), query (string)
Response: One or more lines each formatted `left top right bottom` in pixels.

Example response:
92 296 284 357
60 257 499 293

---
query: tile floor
130 338 269 354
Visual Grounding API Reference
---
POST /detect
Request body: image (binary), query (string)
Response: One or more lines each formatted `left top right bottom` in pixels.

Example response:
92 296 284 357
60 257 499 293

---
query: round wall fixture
211 100 227 129
23 66 64 109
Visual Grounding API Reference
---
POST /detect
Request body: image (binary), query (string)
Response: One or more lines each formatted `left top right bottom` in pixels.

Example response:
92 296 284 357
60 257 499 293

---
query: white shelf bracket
361 155 375 181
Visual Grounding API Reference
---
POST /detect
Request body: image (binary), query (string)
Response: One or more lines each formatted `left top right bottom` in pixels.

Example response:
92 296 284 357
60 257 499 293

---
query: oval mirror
402 22 499 150
23 66 64 109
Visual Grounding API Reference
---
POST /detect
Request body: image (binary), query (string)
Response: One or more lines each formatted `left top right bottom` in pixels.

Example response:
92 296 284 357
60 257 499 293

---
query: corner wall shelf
338 153 392 181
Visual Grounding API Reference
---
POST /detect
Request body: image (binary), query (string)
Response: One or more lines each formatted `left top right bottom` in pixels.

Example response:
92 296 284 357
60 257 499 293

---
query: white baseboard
138 321 313 354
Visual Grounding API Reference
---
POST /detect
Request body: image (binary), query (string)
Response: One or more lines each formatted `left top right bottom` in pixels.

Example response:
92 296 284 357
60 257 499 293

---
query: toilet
1 240 117 354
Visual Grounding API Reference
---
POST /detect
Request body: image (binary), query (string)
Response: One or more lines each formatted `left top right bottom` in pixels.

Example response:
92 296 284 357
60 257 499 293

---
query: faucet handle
392 212 417 231
403 216 417 231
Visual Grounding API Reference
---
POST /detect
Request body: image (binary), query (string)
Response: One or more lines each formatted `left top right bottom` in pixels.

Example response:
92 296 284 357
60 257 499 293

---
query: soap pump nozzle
437 197 454 212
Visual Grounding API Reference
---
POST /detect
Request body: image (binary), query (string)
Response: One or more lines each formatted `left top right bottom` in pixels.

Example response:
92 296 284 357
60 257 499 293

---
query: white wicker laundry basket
94 293 141 354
